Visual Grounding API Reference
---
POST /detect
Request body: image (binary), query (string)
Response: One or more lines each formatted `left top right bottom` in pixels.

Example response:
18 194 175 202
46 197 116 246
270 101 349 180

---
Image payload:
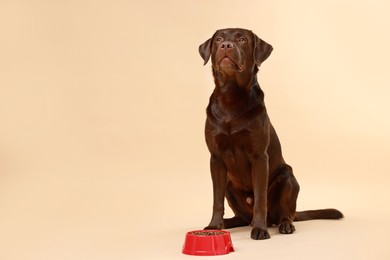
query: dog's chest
208 121 257 166
210 126 256 188
206 101 264 159
205 91 266 174
213 125 252 153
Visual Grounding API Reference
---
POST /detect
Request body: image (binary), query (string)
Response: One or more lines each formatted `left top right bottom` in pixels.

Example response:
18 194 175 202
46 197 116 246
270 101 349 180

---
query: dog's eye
238 37 247 43
215 37 223 43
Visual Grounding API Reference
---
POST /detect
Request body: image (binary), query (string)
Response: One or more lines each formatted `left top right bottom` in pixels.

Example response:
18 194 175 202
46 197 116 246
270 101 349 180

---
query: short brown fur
199 28 343 240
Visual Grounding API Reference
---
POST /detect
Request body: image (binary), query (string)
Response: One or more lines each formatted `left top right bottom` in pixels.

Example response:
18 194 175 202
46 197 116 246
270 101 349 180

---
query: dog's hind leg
267 164 300 234
224 216 250 228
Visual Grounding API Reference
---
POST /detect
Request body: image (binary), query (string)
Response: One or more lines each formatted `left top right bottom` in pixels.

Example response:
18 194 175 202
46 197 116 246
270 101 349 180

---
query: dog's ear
199 37 212 65
253 32 273 66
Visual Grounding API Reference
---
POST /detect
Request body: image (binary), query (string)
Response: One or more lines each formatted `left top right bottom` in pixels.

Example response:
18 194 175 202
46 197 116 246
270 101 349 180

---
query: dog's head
199 28 273 74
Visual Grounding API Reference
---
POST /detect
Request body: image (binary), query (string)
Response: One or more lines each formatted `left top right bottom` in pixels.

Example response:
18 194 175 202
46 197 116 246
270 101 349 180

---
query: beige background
1 1 389 259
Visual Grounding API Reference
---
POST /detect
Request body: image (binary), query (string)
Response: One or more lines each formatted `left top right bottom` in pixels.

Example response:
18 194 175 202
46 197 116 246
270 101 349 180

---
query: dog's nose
220 41 234 50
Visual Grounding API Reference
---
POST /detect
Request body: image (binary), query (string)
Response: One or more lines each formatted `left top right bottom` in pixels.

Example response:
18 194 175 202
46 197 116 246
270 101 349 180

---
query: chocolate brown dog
199 28 343 240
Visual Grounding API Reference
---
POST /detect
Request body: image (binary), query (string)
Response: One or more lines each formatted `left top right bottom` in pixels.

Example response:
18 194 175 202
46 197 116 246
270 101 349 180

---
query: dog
199 28 343 240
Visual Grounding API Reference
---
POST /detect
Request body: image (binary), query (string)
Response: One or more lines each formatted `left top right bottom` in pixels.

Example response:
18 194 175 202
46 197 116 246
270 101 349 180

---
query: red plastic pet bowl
182 230 234 256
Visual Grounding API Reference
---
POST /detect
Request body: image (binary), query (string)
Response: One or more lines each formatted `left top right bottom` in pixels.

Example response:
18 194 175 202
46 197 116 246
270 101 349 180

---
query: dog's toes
251 227 270 240
279 223 295 234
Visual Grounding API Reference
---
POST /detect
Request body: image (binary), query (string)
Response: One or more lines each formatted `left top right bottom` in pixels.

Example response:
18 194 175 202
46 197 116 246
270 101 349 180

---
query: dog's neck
210 67 264 122
212 66 259 90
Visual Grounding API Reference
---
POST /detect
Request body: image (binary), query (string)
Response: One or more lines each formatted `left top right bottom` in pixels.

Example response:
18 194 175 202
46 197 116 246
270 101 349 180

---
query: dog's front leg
250 153 270 240
204 155 227 230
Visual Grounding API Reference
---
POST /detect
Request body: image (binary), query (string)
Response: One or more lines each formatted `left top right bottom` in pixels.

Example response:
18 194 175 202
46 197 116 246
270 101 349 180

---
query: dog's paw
204 225 222 230
279 222 295 234
251 227 270 240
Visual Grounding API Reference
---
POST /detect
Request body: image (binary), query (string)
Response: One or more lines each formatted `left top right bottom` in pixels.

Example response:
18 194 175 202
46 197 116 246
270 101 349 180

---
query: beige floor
1 1 390 259
0 163 389 260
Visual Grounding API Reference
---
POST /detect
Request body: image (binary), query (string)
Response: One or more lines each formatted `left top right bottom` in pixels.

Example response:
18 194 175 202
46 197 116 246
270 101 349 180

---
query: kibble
189 231 225 236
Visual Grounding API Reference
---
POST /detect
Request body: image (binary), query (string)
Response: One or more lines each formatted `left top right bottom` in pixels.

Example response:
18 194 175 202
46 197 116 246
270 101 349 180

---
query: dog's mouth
217 56 244 72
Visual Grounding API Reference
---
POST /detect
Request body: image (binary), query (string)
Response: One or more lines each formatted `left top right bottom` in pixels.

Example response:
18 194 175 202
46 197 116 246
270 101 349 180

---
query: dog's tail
294 209 343 221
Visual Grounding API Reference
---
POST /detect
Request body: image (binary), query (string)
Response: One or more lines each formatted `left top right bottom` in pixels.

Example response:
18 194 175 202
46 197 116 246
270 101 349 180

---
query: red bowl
182 230 234 256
